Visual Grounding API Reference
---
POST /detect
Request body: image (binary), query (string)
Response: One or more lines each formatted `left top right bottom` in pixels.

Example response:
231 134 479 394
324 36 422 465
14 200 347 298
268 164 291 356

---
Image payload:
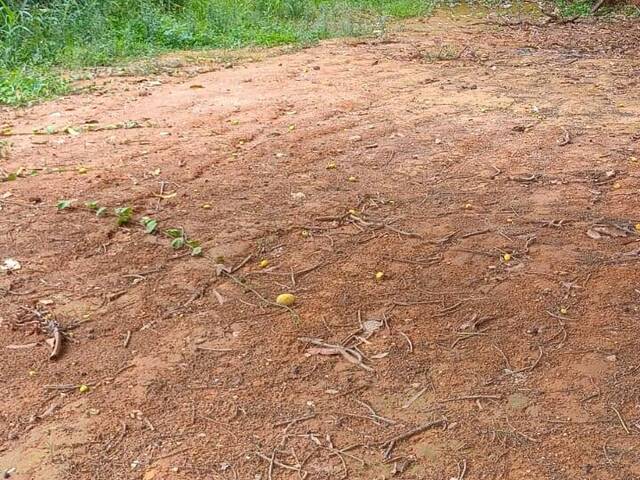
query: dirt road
2 11 640 480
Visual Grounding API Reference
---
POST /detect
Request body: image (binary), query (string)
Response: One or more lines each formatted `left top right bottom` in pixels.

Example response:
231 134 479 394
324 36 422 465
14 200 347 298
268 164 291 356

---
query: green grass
553 0 593 16
0 0 432 106
0 0 626 106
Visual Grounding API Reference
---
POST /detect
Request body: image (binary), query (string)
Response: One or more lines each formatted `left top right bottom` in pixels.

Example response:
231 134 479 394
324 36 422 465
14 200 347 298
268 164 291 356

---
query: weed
85 200 107 216
140 216 158 234
165 227 202 256
56 199 74 210
114 206 133 225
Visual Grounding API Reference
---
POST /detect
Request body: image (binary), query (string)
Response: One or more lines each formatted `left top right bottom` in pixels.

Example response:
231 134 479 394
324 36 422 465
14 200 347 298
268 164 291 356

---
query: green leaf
171 237 185 249
57 199 73 210
165 228 183 239
186 239 200 248
114 206 133 225
85 200 99 210
5 172 17 181
96 207 107 217
141 217 158 234
191 246 203 256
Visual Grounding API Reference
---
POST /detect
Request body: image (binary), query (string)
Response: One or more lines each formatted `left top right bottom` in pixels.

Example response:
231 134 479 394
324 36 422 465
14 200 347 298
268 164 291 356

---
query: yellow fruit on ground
259 259 269 268
348 176 357 182
375 271 384 281
276 293 296 306
560 307 568 315
79 384 90 393
503 253 512 262
326 162 337 170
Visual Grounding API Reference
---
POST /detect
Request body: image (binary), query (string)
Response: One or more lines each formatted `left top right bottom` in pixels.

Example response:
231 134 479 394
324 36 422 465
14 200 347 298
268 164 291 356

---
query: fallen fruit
560 307 568 315
503 253 512 262
77 166 88 174
326 162 337 170
464 203 472 209
348 209 358 215
276 293 296 306
259 259 269 268
201 204 211 209
635 223 640 232
375 271 384 281
348 176 357 182
79 384 90 393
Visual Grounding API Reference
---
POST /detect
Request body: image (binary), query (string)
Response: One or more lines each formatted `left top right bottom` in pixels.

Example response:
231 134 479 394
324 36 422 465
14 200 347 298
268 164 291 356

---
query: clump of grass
0 0 433 106
552 0 594 16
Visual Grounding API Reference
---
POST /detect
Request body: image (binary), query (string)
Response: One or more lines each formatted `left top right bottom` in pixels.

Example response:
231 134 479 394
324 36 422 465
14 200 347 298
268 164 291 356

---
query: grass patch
0 68 70 106
0 0 433 106
553 0 594 16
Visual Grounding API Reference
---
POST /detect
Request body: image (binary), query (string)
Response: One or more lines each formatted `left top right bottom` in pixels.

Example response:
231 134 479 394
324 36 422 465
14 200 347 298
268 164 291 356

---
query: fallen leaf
586 229 602 240
591 226 627 238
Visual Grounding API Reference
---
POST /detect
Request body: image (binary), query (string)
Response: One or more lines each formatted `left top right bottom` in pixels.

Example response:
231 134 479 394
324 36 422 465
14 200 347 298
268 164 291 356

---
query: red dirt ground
2 10 640 480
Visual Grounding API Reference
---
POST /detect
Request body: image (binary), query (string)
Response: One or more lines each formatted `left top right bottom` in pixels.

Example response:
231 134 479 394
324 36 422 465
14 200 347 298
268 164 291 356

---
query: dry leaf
586 229 602 240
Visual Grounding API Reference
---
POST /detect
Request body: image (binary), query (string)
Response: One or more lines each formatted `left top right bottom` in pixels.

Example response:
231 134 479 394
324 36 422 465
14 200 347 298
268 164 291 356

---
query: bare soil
2 11 640 480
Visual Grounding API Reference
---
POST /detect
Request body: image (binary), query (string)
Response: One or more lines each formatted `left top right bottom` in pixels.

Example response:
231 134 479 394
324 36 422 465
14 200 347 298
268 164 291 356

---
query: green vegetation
0 0 628 106
0 0 431 105
553 0 593 16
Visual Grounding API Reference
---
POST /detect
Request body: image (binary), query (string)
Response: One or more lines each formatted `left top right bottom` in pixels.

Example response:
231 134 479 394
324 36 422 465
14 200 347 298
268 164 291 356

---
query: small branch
439 394 502 403
380 418 447 458
273 413 316 428
611 406 631 434
399 331 413 353
123 330 132 348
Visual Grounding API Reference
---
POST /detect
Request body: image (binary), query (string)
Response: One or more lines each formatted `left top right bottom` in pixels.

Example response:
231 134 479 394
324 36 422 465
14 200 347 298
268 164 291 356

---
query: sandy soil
2 10 640 480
